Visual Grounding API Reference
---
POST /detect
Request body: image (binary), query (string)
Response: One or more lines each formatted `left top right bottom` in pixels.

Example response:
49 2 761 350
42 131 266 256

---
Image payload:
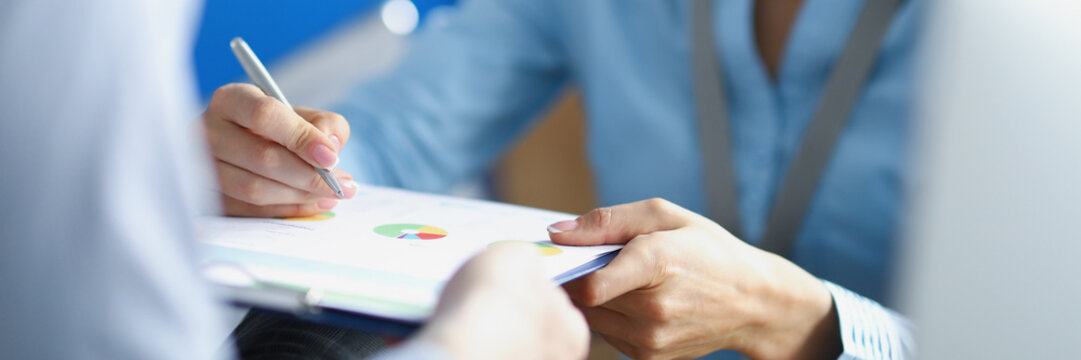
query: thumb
548 198 693 246
294 106 351 152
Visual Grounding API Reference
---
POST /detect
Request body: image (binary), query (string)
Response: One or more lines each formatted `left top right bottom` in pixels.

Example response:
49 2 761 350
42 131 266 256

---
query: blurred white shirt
904 0 1081 358
0 1 229 358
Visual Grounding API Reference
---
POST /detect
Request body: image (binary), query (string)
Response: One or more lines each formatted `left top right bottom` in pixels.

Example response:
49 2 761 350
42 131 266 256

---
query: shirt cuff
823 281 915 360
368 338 453 360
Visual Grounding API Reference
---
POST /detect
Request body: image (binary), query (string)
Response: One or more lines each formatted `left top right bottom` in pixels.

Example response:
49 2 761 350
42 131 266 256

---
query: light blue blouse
336 0 920 358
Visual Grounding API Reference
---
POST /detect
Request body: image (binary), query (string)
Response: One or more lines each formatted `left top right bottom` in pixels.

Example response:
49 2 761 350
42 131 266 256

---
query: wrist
743 253 841 359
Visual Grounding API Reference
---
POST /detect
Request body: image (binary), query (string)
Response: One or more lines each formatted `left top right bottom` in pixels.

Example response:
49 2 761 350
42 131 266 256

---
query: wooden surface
493 90 597 215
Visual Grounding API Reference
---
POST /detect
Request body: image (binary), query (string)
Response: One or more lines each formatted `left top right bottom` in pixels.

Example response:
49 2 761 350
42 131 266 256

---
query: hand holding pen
203 38 359 217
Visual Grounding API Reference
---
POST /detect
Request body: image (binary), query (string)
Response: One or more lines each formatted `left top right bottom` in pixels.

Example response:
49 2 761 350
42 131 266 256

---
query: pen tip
336 190 345 199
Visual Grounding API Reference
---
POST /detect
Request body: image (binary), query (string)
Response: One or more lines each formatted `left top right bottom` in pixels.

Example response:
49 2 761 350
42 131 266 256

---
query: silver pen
230 37 344 198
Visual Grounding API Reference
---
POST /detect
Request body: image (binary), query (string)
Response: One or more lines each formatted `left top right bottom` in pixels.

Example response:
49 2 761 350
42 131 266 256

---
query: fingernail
342 180 358 199
547 220 578 233
329 135 341 150
317 198 338 209
312 144 339 169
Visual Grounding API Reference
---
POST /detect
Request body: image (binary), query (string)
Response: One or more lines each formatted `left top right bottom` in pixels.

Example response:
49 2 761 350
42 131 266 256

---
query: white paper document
199 185 621 323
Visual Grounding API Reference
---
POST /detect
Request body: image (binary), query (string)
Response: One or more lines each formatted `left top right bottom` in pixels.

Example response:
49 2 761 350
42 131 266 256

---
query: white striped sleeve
823 281 915 360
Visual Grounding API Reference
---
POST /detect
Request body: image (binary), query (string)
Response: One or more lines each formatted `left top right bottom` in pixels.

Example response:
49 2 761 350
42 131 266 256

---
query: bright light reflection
381 0 419 35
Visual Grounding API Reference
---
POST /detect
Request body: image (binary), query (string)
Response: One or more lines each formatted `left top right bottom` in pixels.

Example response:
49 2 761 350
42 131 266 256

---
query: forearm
743 254 843 360
751 277 913 360
745 254 911 360
330 0 570 192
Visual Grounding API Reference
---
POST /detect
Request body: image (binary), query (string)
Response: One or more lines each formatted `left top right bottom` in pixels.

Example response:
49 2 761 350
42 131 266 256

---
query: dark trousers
232 310 386 360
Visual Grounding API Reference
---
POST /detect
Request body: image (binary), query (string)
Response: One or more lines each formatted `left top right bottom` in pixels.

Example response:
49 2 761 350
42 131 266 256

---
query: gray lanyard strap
691 0 900 257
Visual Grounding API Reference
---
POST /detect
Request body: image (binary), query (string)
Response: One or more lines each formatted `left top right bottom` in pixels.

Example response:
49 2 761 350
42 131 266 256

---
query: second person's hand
548 199 840 360
413 243 590 360
204 83 359 217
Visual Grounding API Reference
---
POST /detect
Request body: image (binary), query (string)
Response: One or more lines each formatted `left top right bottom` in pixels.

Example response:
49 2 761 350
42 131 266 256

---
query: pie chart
374 223 448 240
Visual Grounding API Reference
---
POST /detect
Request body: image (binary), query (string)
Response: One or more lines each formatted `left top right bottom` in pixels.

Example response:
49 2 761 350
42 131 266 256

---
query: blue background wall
193 0 455 98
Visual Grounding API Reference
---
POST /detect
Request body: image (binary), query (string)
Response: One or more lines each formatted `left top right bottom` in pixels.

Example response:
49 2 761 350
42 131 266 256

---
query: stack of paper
199 185 621 324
